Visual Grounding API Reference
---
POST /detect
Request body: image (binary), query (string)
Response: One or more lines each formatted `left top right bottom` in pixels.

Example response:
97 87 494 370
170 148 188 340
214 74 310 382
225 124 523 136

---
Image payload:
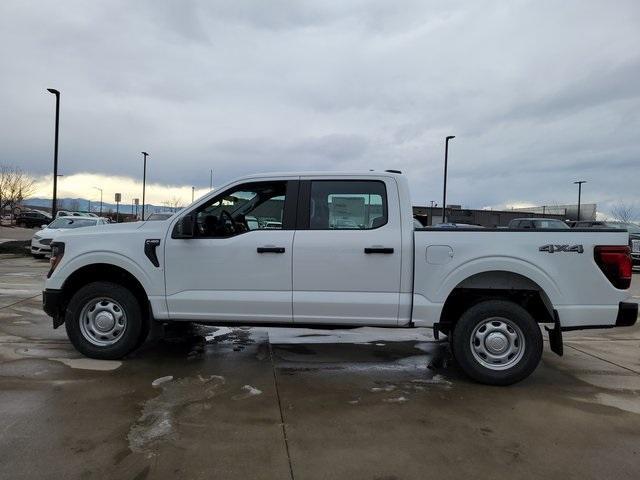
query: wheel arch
59 263 151 323
437 270 556 334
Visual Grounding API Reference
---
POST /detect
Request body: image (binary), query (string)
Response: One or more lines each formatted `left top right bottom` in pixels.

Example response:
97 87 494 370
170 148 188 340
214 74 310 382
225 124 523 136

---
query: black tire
65 281 143 359
452 300 543 386
32 254 45 259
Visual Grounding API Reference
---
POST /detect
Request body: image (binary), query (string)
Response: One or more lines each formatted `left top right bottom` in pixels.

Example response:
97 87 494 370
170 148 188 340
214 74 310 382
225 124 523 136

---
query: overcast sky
1 0 639 215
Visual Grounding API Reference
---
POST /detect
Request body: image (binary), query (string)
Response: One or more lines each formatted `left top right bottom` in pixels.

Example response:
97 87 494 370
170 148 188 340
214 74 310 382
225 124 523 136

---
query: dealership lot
1 255 639 480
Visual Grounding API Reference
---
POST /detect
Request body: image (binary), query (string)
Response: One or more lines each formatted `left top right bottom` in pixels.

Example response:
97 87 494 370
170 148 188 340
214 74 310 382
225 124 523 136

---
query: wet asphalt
1 255 639 480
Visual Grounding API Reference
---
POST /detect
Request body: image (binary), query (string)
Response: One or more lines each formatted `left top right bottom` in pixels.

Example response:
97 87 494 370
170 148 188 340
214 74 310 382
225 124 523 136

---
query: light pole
430 200 437 226
210 169 213 190
115 193 121 223
141 152 149 220
574 180 586 221
47 88 60 218
192 186 195 203
442 135 455 223
94 187 103 216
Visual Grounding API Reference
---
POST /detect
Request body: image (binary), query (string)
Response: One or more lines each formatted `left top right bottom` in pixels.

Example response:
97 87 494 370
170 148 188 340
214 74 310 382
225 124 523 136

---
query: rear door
292 177 402 325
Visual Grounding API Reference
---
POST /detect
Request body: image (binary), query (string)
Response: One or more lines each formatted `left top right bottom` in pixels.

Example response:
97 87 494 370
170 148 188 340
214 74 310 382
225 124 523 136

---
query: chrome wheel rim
470 317 525 370
79 297 127 346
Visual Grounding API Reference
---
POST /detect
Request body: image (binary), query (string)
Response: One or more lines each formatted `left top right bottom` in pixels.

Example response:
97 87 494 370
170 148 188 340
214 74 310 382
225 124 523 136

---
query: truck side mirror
173 214 195 238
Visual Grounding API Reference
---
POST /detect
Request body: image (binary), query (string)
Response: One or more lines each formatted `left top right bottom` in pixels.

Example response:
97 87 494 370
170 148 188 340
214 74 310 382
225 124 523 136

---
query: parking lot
0 254 639 480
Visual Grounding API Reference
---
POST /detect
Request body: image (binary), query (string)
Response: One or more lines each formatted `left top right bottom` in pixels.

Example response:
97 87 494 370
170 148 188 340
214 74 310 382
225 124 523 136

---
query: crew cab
42 171 637 385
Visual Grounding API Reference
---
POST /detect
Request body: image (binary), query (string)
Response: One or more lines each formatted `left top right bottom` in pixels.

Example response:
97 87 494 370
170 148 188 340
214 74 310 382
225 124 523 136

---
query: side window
195 181 288 238
309 180 387 230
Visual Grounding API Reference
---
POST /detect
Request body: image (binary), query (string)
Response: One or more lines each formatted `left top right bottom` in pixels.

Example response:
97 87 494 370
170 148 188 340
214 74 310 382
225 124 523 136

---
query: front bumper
42 289 65 328
31 239 52 256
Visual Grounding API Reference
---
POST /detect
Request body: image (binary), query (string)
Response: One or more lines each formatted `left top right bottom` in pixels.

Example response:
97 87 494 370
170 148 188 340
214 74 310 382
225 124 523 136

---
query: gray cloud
1 0 639 218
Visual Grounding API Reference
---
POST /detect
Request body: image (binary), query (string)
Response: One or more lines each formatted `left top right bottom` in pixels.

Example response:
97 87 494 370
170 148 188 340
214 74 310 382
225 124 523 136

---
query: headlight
40 238 52 246
33 235 41 240
47 242 65 278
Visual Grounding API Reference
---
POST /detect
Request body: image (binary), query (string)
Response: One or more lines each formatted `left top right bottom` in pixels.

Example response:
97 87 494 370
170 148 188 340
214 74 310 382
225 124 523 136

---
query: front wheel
65 281 143 359
451 300 543 386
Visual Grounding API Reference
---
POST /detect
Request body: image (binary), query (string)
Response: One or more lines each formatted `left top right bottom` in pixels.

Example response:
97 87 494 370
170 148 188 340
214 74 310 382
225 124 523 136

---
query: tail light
594 246 632 289
47 242 65 278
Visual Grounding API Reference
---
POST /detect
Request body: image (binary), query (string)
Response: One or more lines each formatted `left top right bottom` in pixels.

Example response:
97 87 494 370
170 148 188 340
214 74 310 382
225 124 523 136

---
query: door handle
257 246 285 253
364 247 394 254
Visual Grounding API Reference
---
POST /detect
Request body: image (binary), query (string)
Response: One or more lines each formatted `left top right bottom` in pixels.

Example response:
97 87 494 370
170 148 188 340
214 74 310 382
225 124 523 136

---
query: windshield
48 218 97 229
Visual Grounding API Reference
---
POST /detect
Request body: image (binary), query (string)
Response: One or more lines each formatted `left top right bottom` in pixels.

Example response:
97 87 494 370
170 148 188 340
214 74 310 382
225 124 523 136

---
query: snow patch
205 327 234 342
233 384 263 400
370 385 396 393
411 375 452 387
51 358 122 371
242 385 262 396
383 396 408 403
152 375 174 387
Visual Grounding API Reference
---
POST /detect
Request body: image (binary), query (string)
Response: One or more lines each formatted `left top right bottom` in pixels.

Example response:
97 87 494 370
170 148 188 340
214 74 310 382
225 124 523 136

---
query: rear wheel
65 281 143 359
451 300 543 385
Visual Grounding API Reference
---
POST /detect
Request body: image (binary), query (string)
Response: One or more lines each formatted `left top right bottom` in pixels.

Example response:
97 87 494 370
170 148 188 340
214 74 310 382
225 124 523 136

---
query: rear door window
307 181 387 230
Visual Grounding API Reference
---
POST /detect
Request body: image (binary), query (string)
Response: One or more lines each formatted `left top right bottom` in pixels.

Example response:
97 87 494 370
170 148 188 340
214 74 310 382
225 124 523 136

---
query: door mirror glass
174 214 195 238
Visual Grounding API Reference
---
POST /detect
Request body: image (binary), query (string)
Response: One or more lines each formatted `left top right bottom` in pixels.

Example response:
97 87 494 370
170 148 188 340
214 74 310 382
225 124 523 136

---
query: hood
54 220 167 241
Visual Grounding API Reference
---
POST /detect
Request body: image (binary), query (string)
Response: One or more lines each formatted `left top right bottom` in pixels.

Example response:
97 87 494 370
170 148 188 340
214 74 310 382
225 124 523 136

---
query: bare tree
611 202 636 223
0 165 35 217
162 196 184 212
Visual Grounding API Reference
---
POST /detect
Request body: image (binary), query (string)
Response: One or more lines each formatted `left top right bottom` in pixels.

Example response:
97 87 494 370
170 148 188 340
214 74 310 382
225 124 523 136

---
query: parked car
508 218 569 229
42 171 636 385
573 221 640 267
31 216 109 258
55 210 86 218
15 210 52 228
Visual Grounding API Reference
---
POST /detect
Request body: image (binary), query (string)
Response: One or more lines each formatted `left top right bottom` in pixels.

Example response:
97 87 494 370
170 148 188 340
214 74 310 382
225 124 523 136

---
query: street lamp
442 135 455 223
192 186 195 203
47 88 60 218
574 180 586 221
430 200 437 226
93 186 103 216
141 152 149 221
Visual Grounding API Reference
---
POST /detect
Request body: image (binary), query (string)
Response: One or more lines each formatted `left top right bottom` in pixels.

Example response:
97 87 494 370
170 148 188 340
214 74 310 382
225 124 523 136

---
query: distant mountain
23 198 174 215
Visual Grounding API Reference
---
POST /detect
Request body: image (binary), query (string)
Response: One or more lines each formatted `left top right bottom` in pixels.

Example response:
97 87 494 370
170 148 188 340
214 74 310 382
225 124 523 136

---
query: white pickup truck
42 171 637 385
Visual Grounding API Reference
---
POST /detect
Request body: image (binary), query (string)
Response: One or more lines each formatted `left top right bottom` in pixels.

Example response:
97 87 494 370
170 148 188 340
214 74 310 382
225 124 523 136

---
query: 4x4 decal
539 244 584 254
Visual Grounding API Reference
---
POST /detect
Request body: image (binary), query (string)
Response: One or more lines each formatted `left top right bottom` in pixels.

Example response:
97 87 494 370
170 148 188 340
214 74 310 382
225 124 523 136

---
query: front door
164 179 298 322
292 178 403 325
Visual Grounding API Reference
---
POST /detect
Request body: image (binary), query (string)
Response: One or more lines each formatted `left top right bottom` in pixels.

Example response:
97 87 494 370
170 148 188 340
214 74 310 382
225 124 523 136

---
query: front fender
46 250 155 296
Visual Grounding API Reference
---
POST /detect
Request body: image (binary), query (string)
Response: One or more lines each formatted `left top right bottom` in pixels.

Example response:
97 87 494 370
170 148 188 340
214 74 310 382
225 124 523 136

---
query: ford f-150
42 171 637 385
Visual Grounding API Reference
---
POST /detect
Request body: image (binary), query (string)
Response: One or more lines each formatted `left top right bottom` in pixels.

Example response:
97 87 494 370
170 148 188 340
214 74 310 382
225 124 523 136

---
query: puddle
0 358 69 379
16 346 77 359
12 306 47 316
594 393 640 415
128 374 226 455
